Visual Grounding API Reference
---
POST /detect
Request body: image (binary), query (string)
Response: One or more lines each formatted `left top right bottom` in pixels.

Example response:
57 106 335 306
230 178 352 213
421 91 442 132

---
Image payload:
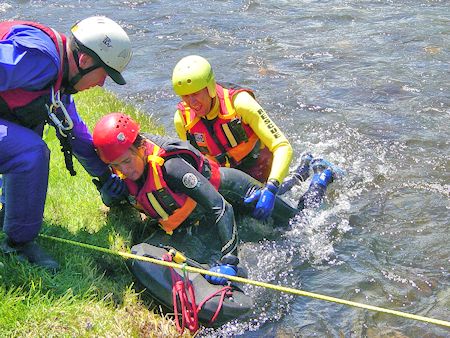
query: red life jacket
119 139 221 234
0 21 66 127
177 84 260 167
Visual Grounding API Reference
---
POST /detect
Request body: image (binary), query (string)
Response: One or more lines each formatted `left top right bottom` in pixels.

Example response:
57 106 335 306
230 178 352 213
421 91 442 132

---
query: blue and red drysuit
0 23 111 243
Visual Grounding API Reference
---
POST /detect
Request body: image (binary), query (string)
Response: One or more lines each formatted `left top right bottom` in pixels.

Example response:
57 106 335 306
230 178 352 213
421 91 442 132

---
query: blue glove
244 181 279 220
205 264 238 285
93 173 128 206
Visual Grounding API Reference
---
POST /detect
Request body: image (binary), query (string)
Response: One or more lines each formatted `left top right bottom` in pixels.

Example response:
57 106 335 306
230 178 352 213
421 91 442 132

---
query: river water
2 1 449 337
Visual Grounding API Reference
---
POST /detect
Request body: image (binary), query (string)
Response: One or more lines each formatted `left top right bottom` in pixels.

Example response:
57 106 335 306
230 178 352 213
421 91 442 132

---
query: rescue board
130 242 253 327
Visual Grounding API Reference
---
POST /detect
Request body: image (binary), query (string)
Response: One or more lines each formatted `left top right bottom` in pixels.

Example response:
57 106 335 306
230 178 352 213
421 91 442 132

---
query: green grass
0 87 191 337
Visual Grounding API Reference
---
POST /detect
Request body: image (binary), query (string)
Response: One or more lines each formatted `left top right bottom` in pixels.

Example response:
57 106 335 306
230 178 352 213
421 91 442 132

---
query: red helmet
93 112 140 163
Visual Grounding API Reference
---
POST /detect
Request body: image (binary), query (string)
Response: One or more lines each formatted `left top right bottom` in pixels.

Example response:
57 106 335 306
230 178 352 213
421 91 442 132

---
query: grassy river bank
0 87 191 337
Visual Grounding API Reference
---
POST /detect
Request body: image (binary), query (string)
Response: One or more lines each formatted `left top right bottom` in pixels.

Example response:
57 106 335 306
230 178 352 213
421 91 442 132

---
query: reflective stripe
221 123 238 147
146 145 169 217
149 145 163 190
147 192 170 220
184 105 201 130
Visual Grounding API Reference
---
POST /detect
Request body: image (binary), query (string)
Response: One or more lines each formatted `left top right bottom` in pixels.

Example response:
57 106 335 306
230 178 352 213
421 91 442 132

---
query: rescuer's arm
233 91 293 184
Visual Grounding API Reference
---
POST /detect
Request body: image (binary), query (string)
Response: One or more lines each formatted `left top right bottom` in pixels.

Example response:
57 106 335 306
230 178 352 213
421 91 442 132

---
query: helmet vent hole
187 79 192 84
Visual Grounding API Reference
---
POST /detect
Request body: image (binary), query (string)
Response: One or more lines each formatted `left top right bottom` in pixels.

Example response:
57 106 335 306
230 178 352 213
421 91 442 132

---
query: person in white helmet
0 16 132 270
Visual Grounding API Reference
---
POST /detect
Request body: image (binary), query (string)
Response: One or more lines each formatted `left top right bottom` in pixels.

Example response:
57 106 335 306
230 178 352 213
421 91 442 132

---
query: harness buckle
46 86 74 137
215 152 233 167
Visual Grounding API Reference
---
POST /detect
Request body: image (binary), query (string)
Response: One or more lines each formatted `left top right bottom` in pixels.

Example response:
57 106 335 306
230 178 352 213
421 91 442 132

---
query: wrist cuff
97 169 112 185
266 180 280 193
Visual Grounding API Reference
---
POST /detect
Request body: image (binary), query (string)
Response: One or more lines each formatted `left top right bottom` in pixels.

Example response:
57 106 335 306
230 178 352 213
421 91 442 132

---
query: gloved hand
244 180 279 220
205 254 239 285
93 173 128 207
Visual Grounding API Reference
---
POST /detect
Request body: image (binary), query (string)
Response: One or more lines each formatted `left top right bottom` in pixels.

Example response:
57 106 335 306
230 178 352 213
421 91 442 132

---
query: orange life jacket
119 139 221 234
177 84 260 167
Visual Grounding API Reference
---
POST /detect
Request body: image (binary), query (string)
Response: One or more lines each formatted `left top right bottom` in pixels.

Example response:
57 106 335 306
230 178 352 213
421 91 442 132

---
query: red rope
162 253 233 333
196 285 233 323
163 253 199 333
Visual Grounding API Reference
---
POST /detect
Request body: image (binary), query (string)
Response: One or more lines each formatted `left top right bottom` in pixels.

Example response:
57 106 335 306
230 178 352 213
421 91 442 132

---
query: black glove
93 173 128 207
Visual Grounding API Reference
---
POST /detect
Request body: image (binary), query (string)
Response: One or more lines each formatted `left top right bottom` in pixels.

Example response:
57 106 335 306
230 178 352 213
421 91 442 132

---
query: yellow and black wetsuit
174 83 293 185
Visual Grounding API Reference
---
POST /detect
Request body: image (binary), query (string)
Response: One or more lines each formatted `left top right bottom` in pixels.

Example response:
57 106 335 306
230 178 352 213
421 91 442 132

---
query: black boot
0 238 59 271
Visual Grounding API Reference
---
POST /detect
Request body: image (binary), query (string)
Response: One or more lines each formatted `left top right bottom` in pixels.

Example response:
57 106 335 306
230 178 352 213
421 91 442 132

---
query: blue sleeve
0 25 59 91
58 95 109 177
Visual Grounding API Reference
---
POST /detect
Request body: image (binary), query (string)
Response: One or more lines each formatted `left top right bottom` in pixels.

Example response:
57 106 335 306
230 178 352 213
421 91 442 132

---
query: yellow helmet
172 55 216 98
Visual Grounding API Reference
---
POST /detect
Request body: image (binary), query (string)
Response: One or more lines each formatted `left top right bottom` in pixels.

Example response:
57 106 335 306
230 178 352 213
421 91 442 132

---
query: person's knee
271 194 296 225
22 143 50 173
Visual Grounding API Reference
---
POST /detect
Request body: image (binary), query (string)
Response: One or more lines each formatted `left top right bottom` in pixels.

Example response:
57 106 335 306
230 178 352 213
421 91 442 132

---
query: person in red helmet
93 112 243 284
93 113 338 285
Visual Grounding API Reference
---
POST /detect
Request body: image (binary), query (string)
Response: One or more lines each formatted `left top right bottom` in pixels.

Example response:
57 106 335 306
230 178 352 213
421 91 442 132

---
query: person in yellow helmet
172 55 295 220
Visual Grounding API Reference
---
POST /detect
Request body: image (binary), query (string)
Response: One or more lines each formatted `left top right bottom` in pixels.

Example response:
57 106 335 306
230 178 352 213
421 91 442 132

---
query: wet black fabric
140 138 326 264
163 156 238 258
217 167 298 224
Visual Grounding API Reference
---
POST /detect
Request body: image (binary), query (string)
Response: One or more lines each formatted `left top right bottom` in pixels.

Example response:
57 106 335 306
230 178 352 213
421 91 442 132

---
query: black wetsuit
136 135 321 264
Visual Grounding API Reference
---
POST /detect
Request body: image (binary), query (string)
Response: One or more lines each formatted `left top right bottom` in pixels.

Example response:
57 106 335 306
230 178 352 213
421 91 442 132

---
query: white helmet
71 16 132 85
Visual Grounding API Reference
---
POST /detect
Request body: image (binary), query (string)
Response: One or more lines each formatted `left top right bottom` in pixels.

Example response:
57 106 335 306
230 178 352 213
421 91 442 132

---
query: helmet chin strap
65 49 101 94
209 96 215 111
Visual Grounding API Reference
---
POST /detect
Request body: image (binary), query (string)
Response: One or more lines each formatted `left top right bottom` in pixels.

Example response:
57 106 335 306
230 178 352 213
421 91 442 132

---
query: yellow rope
40 234 450 328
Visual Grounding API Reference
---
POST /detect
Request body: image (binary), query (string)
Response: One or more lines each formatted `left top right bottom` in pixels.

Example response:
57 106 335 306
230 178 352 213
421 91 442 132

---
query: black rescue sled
130 242 253 328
